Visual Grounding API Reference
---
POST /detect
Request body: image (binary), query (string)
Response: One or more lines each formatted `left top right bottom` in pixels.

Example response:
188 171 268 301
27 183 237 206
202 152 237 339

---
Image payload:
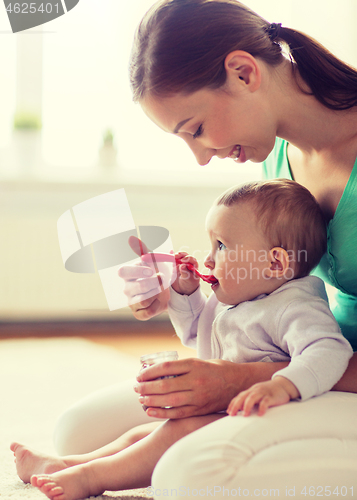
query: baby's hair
216 179 327 278
130 0 357 110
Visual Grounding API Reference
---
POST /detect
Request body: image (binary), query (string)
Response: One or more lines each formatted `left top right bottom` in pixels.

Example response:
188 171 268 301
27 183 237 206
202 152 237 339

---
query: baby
11 179 352 500
168 179 353 415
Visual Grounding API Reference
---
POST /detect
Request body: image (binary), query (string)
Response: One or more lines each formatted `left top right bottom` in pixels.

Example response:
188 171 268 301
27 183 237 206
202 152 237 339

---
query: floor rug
0 337 150 499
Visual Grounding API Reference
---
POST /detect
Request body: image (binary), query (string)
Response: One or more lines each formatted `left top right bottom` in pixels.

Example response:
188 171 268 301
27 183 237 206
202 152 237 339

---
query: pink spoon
141 253 218 285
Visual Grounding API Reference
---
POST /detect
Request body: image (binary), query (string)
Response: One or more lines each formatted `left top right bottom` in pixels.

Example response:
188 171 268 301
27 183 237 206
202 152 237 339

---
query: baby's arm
168 252 208 350
227 376 299 417
270 290 353 401
171 252 200 295
228 280 353 417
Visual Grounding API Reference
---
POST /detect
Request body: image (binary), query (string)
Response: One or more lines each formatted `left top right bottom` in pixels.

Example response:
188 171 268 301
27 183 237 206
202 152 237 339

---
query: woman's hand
171 252 200 296
118 262 171 320
134 358 290 419
118 236 172 321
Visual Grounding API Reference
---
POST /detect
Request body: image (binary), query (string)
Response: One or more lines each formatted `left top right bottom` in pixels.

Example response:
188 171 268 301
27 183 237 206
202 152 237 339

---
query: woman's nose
186 140 215 166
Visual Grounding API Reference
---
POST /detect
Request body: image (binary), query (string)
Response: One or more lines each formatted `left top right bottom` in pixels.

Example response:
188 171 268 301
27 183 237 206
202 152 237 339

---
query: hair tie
267 23 282 41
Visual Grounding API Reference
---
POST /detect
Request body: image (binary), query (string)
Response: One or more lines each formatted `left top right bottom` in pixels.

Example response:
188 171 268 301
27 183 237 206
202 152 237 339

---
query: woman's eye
218 241 226 251
193 124 203 139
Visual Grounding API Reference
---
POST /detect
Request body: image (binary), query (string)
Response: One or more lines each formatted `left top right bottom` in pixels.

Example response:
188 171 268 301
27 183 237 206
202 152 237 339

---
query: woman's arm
135 353 357 419
135 358 290 419
332 352 357 393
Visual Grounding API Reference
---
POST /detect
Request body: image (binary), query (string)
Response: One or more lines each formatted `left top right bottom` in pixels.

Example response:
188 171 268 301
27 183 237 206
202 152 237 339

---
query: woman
54 0 357 493
124 0 357 413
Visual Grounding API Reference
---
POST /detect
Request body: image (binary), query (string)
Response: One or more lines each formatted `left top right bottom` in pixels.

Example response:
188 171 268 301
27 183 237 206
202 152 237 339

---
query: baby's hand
171 252 200 295
227 376 300 417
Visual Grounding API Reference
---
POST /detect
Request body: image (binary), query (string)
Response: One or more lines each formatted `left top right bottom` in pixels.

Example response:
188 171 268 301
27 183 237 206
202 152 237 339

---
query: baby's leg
32 413 226 500
11 421 160 484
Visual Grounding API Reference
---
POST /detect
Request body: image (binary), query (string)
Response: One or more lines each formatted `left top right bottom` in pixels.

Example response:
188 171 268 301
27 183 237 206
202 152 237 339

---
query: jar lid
140 351 178 364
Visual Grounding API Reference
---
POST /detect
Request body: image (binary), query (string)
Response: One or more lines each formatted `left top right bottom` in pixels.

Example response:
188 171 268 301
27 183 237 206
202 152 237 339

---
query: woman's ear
224 50 261 92
267 247 292 279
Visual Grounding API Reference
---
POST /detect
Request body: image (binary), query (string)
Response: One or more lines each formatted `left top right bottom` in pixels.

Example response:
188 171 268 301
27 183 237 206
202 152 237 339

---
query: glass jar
140 350 178 370
139 350 178 410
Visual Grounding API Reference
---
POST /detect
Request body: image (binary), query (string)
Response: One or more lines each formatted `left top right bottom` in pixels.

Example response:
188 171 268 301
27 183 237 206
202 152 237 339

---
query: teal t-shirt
262 138 357 351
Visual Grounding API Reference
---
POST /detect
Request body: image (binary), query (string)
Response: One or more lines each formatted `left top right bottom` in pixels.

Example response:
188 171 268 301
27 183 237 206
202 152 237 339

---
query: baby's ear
267 247 291 278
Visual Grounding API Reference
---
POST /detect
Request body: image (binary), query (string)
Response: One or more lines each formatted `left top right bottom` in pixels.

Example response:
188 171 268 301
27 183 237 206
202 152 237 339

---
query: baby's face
204 202 273 305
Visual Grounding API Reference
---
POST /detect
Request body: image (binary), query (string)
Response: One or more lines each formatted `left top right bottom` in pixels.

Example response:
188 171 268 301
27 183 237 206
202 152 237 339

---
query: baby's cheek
216 262 235 283
212 259 227 280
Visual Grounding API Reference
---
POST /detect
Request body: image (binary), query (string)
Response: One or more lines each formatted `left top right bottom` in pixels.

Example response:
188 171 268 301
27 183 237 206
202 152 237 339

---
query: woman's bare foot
31 464 104 500
10 443 74 484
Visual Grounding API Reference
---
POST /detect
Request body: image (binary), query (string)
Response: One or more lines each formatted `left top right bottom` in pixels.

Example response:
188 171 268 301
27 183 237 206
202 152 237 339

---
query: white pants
53 377 160 455
152 392 357 499
54 383 357 499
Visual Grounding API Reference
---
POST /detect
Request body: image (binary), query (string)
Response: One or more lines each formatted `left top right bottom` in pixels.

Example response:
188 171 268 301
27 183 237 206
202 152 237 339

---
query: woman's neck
266 60 357 220
271 60 357 159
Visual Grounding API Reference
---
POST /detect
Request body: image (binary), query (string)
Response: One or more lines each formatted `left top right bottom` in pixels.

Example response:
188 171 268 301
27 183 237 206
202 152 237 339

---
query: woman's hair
130 0 357 110
216 179 327 279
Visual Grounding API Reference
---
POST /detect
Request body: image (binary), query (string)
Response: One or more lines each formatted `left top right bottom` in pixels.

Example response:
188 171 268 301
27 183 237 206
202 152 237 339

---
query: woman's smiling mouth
228 145 241 161
227 144 247 163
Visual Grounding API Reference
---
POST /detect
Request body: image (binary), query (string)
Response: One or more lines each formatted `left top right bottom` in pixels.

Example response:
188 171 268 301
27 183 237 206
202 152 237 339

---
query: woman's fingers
138 388 192 412
134 359 242 418
118 262 168 307
145 404 199 420
117 237 176 317
124 275 161 299
128 235 150 256
130 288 171 320
136 359 192 384
135 361 196 418
118 263 153 281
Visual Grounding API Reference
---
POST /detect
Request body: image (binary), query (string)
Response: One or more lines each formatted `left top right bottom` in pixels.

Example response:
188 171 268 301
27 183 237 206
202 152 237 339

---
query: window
1 0 356 184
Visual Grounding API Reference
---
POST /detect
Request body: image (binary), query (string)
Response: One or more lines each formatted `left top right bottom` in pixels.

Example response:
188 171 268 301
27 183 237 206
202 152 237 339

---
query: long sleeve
271 281 353 400
168 287 208 349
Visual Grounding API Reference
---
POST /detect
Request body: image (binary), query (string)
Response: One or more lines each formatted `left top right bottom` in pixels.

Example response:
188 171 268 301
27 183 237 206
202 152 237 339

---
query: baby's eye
193 124 203 139
218 241 226 251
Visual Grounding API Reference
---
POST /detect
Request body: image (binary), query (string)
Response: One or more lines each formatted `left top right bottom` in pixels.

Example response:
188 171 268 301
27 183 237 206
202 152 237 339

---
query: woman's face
141 81 277 167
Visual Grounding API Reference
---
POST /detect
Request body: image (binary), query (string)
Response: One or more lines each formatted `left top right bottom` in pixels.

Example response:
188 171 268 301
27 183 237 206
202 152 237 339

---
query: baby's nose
204 253 214 269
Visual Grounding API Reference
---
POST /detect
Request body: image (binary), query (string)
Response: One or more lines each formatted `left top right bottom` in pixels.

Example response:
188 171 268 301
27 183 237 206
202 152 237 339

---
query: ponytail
278 27 357 110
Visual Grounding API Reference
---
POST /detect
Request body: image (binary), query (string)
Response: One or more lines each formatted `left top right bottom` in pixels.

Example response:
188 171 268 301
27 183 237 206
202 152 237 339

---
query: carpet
0 337 151 500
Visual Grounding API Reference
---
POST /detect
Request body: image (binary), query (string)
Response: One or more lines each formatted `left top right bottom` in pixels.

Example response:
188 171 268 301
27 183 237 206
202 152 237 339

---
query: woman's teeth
229 145 241 161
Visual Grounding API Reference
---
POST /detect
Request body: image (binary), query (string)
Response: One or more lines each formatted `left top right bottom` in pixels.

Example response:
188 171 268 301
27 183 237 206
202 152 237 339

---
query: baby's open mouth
205 274 219 285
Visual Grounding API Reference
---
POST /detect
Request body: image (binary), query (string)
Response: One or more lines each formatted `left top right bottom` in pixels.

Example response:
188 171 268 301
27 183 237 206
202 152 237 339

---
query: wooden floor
0 318 196 360
88 333 195 359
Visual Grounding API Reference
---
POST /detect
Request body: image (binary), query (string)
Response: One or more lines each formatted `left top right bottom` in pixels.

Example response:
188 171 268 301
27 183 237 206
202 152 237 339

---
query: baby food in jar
139 351 178 410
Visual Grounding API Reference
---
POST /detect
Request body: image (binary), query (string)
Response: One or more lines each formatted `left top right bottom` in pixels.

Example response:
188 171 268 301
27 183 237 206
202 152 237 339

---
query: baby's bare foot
31 465 105 500
10 443 70 484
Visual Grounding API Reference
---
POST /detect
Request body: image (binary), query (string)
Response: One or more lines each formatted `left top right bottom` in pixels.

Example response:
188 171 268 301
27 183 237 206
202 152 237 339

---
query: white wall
0 179 240 321
1 0 355 321
1 0 356 178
